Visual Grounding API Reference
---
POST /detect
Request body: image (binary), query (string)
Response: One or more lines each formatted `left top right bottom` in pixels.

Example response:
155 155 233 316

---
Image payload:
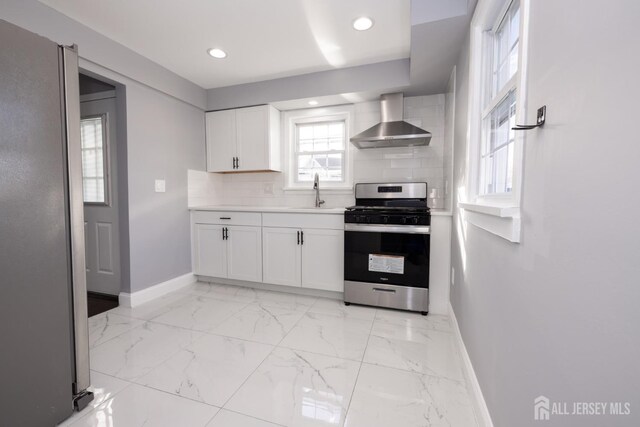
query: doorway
79 73 123 316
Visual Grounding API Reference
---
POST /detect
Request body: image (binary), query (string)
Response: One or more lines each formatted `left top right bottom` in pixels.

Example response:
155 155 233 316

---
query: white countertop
189 205 346 214
189 205 452 216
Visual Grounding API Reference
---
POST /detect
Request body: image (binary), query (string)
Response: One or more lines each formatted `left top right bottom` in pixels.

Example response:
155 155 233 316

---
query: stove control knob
382 216 389 224
411 217 420 225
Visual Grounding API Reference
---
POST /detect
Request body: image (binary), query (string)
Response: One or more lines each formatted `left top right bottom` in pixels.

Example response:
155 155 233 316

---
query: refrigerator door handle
61 44 92 402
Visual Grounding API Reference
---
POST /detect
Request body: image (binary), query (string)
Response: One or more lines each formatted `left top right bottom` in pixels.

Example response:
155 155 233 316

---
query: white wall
194 95 448 209
451 1 640 426
1 1 207 293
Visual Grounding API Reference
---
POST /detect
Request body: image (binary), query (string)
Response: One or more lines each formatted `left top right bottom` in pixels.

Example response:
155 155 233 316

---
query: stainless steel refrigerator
0 19 94 426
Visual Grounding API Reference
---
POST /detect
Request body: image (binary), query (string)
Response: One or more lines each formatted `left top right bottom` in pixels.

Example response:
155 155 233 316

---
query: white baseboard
449 302 494 427
119 272 197 308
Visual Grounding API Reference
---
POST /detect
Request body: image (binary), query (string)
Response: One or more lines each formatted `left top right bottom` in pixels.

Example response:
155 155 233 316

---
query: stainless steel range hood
350 93 432 149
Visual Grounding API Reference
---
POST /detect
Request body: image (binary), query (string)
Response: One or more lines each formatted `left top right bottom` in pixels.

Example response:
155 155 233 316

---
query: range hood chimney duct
350 93 432 149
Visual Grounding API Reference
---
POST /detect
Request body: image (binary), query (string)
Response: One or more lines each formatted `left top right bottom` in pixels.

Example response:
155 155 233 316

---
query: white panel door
81 96 121 295
227 225 262 283
301 229 344 292
206 109 237 172
235 106 268 171
194 224 227 278
262 227 301 287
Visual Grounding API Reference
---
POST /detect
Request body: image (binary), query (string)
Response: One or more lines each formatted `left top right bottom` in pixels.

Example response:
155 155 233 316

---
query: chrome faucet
313 173 325 208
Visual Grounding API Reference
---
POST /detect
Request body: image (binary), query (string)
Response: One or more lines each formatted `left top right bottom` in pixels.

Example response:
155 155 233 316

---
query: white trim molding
459 202 521 242
449 303 494 427
283 105 355 191
119 272 196 308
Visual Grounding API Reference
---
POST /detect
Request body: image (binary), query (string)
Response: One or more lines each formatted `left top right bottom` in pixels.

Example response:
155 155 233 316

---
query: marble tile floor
59 282 478 427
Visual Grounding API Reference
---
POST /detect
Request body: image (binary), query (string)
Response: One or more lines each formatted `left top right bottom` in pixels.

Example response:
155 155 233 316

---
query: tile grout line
342 306 378 424
214 295 317 419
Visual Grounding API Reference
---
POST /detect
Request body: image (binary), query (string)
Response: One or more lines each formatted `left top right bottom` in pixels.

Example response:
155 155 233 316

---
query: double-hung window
461 0 528 242
284 106 353 190
480 0 520 196
295 120 346 183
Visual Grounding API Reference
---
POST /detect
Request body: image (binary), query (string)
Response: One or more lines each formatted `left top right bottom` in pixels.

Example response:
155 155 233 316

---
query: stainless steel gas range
343 182 430 315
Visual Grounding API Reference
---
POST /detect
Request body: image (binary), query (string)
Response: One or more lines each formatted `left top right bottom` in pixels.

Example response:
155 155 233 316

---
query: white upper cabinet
206 105 281 173
206 109 236 172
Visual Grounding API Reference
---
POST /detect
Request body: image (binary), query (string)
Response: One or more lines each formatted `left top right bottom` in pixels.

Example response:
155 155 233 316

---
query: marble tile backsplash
188 94 450 209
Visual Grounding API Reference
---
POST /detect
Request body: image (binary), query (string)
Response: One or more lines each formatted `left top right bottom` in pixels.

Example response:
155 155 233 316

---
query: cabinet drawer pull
373 288 396 293
219 217 231 220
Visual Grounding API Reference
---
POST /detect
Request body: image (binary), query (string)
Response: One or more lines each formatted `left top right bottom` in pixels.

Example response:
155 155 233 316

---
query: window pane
80 116 107 203
313 138 329 151
299 125 313 140
492 0 520 97
480 91 516 195
295 120 346 184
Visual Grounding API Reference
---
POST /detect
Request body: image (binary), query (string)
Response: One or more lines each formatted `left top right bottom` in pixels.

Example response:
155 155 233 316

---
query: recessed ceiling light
207 48 227 59
308 100 319 106
352 17 374 31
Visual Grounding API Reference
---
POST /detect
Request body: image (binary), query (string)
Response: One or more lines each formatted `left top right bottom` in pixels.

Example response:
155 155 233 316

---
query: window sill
458 202 521 243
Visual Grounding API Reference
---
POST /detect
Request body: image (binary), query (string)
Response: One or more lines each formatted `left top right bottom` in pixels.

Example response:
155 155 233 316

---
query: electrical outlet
451 267 455 286
154 179 166 193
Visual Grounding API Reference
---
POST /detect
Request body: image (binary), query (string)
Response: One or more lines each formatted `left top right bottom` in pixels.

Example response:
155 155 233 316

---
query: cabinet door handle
222 227 225 240
300 230 304 245
232 157 235 169
236 157 239 169
225 227 229 240
297 231 300 245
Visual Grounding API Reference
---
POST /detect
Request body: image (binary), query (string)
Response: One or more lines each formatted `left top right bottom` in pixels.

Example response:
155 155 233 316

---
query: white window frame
460 0 530 242
80 113 111 205
283 105 354 192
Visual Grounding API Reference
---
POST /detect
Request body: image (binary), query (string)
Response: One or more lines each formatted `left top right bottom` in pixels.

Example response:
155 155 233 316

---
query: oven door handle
344 224 430 234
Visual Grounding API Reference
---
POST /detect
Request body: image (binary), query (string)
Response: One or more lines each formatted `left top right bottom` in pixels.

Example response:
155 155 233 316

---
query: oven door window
344 231 430 288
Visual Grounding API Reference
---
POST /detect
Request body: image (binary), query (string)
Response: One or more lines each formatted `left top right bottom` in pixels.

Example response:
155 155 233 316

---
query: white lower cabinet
227 226 262 282
193 223 262 283
193 211 344 292
301 229 344 292
262 226 343 291
194 224 227 278
262 227 301 287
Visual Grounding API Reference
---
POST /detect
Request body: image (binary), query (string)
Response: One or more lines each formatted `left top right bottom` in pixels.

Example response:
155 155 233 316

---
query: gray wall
450 1 640 426
206 59 410 110
1 1 206 293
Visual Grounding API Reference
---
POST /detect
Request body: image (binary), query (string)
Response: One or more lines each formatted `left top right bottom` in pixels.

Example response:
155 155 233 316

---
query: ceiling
39 0 411 89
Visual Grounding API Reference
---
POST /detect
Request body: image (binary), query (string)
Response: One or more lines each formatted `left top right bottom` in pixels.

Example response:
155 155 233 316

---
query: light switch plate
155 179 166 193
